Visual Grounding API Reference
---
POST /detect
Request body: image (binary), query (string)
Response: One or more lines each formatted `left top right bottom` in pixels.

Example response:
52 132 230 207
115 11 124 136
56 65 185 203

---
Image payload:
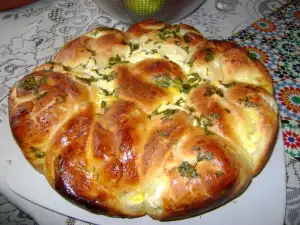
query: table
0 0 299 225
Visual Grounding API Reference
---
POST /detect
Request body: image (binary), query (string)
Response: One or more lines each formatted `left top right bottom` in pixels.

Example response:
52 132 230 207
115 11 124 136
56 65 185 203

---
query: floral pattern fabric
0 0 298 225
229 1 300 224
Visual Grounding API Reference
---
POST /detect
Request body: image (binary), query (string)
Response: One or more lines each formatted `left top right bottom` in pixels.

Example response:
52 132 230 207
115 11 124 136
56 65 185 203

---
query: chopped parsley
145 39 152 44
75 76 99 85
204 86 224 97
174 97 185 106
39 76 48 85
187 57 196 67
91 30 100 37
219 81 235 88
174 40 189 53
183 33 192 43
99 88 115 96
158 25 180 40
108 54 129 66
209 113 220 120
187 106 196 114
181 83 192 94
197 151 214 161
87 48 96 56
172 77 183 89
188 72 202 87
152 49 159 54
152 108 177 119
194 115 213 135
101 101 107 108
152 73 171 88
204 48 215 62
182 45 189 53
128 42 139 54
19 76 38 94
37 92 48 99
94 70 117 82
90 27 114 37
30 147 46 159
178 161 199 178
19 75 49 98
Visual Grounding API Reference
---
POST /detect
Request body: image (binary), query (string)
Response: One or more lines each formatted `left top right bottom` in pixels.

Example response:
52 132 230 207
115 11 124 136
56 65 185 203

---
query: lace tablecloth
1 0 299 225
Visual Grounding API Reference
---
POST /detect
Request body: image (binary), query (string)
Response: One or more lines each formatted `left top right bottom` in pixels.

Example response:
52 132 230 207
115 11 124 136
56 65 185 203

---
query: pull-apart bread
8 19 279 221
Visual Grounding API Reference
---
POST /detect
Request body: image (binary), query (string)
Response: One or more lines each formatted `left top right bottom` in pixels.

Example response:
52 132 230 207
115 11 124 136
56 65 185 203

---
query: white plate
7 124 286 225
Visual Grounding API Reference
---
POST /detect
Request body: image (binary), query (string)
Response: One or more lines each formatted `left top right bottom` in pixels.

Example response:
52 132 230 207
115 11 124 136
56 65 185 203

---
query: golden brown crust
8 19 278 221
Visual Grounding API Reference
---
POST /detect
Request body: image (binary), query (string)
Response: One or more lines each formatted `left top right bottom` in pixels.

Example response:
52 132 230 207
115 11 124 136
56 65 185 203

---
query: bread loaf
8 19 279 221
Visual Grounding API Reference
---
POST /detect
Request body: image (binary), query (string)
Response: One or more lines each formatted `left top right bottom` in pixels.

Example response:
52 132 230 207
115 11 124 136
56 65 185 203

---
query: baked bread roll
8 19 279 221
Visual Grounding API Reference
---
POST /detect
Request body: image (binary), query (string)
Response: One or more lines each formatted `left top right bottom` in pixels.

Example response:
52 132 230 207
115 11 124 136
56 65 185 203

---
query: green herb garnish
194 115 213 135
91 30 100 37
99 88 115 96
187 58 195 67
152 108 177 119
20 76 38 92
87 48 96 56
172 77 183 89
187 106 196 114
204 48 215 62
153 73 171 88
204 86 224 97
209 113 220 120
174 97 185 106
158 25 180 40
94 70 117 82
183 33 192 43
108 54 129 66
30 147 46 158
178 161 199 178
188 72 202 87
197 151 214 161
182 45 189 53
129 42 139 54
20 75 49 97
101 101 107 108
219 81 235 88
37 92 48 99
39 75 48 85
75 76 99 85
181 83 192 94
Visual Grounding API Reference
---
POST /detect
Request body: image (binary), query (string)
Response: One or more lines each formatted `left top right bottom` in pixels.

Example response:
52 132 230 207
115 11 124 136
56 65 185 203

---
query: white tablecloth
0 0 294 225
